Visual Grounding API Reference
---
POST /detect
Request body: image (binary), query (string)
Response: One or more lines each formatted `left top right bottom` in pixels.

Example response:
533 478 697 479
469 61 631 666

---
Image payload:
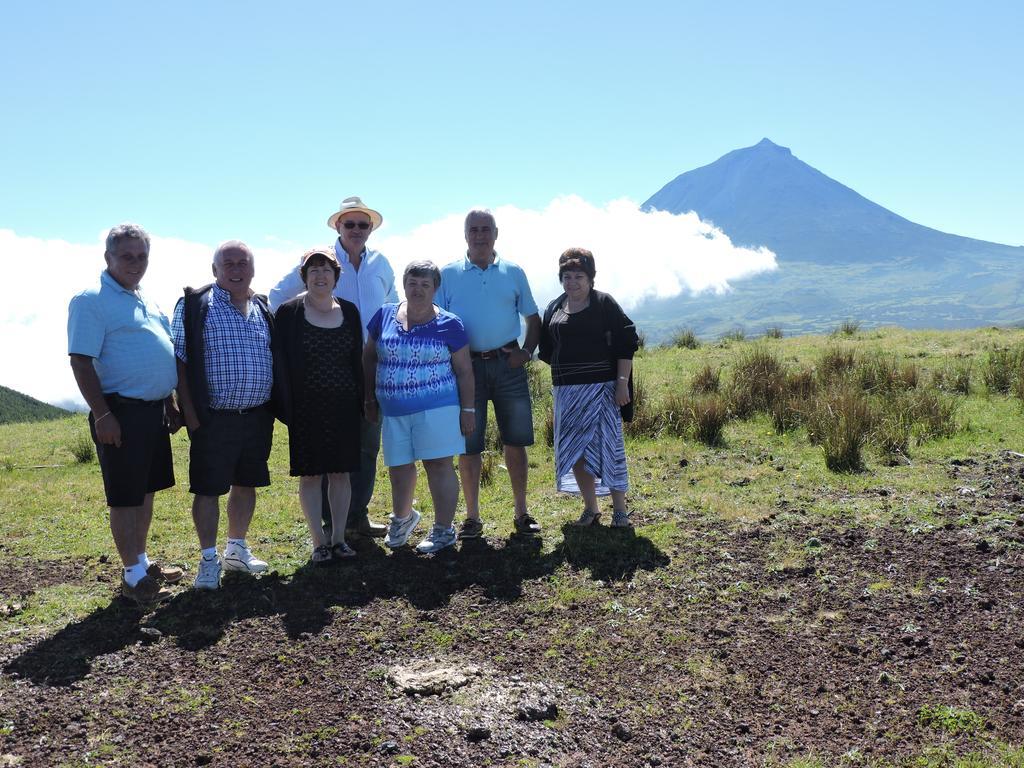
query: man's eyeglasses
342 221 371 230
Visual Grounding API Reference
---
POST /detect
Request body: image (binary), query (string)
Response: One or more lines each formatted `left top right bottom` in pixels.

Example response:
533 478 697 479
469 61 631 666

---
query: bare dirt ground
2 453 1022 767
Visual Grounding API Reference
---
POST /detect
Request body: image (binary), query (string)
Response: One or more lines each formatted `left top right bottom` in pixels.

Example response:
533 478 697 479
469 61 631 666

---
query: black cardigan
272 296 364 426
538 289 640 420
538 289 639 377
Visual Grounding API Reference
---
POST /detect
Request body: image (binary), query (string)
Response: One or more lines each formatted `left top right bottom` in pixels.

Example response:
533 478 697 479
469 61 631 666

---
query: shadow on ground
4 525 668 686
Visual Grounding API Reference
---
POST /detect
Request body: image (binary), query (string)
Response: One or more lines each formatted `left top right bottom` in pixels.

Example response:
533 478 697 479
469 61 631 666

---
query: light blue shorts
382 405 466 467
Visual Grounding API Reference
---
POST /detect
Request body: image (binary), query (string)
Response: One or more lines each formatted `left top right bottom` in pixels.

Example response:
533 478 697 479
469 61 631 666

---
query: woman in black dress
274 249 363 564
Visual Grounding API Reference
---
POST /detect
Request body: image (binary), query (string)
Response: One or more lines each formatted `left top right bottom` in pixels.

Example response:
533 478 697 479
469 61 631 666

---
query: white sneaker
384 509 421 549
222 542 269 574
193 555 222 590
415 524 457 554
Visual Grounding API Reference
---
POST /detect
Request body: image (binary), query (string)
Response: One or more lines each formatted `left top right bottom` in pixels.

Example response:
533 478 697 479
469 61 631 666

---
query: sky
1 1 1021 406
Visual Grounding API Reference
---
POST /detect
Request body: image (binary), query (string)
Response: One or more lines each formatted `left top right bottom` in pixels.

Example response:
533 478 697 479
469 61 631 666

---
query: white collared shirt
268 241 398 342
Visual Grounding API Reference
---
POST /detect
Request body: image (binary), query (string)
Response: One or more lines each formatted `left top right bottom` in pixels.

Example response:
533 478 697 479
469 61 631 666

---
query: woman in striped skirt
538 248 640 527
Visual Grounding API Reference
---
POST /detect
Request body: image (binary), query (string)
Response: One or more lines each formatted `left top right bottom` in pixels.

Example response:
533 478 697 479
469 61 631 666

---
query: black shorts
188 406 274 496
91 396 175 507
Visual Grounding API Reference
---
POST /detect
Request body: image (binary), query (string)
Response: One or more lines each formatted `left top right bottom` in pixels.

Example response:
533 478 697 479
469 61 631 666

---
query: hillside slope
0 384 71 425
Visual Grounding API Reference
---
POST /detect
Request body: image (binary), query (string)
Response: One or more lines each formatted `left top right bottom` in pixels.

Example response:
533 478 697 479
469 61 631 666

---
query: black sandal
331 541 356 559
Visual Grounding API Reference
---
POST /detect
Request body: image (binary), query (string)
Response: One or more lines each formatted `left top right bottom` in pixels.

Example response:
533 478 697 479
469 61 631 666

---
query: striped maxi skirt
553 380 629 495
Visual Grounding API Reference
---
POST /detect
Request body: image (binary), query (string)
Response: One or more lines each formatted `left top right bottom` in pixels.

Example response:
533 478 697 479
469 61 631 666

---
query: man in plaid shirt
172 241 275 590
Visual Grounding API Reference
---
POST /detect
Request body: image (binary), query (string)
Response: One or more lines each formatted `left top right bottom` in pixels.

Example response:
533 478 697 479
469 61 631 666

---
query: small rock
465 726 491 742
976 540 992 553
735 722 750 734
379 741 399 755
612 722 633 741
194 756 213 766
390 661 480 695
678 458 689 468
979 598 996 610
139 627 162 642
516 700 558 722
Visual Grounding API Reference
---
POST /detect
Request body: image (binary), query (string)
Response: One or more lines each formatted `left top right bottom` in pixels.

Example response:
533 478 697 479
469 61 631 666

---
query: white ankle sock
139 551 152 569
123 561 147 587
226 538 246 549
201 547 218 560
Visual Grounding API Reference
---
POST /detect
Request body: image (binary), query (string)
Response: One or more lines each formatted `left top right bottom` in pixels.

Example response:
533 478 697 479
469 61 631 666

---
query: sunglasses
342 221 371 230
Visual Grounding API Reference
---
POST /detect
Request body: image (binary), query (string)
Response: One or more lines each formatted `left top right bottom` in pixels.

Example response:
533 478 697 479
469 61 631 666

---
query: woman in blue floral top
363 260 475 554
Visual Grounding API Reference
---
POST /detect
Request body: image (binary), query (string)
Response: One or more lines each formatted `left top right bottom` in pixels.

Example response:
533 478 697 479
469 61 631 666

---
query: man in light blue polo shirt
68 223 183 606
438 208 542 538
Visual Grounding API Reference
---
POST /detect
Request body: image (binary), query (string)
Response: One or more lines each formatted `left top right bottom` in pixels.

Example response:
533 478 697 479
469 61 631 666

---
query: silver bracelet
461 407 476 413
617 376 628 381
94 411 112 423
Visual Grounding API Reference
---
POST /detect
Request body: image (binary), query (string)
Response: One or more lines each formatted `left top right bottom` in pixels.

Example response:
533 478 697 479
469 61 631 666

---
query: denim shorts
382 405 466 467
464 356 534 454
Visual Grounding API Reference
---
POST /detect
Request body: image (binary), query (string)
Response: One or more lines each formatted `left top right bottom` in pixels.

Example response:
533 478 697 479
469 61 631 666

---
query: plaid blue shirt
171 284 273 410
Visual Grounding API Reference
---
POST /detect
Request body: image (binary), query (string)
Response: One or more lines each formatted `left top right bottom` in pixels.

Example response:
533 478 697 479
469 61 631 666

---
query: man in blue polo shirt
438 209 542 538
68 223 184 606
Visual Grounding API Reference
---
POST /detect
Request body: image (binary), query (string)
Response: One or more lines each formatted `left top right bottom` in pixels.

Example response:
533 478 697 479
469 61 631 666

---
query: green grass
3 327 1024 763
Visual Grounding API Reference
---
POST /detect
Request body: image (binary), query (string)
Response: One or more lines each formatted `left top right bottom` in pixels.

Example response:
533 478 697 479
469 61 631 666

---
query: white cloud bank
0 196 775 409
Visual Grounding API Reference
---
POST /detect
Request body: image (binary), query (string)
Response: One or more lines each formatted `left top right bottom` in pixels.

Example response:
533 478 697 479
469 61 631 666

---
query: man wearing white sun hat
269 197 398 539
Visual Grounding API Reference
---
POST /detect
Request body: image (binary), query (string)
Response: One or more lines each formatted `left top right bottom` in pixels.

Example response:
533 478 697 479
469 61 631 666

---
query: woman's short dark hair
300 249 342 286
558 247 596 281
403 259 441 289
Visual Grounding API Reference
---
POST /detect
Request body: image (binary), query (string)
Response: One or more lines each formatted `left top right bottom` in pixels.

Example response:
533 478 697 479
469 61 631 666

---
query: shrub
763 326 784 339
834 319 860 336
661 391 691 438
807 387 872 472
526 362 549 401
479 451 498 487
690 396 728 446
727 346 786 416
669 328 700 350
624 372 661 439
816 347 857 385
543 404 555 447
856 354 919 393
636 330 647 350
785 368 816 400
69 434 95 464
720 328 746 343
909 389 960 440
932 358 972 395
770 395 804 434
485 416 503 451
982 346 1023 394
872 407 913 464
690 364 721 394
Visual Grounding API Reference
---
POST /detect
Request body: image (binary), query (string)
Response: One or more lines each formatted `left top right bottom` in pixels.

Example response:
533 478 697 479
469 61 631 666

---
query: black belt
471 341 518 359
107 393 163 407
210 404 266 415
